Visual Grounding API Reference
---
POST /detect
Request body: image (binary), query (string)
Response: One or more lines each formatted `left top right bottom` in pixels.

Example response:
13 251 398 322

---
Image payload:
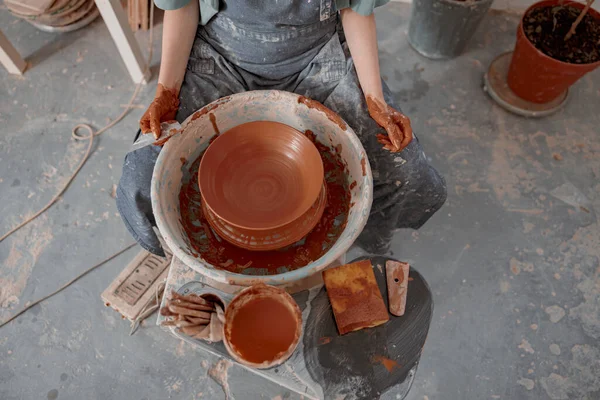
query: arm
340 9 413 152
140 0 199 138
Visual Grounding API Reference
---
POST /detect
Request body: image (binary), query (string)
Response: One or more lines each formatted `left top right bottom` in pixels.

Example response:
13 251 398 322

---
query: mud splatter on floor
541 345 600 399
0 214 53 322
208 359 233 400
545 306 566 323
517 378 535 390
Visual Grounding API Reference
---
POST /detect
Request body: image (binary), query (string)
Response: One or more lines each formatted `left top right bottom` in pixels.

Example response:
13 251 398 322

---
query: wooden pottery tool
386 260 410 316
131 121 182 151
160 291 226 342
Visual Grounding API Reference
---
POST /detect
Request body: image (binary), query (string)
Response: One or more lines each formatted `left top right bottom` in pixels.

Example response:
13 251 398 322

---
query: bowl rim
198 120 324 230
222 284 302 369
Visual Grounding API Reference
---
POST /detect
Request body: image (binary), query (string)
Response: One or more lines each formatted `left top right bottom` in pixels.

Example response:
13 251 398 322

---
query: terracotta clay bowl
203 183 327 251
199 121 324 230
223 284 302 369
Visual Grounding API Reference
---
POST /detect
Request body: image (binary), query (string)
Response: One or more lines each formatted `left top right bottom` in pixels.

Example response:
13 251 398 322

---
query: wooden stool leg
0 30 27 75
94 0 150 84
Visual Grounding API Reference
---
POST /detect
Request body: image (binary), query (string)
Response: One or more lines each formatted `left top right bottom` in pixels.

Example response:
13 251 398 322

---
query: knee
425 166 447 212
117 146 159 209
377 152 447 212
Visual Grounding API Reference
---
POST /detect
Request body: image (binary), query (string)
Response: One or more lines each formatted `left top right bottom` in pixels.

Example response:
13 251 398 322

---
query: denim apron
117 0 447 256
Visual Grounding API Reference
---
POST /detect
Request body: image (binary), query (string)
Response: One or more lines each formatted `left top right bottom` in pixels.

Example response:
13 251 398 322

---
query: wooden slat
141 0 149 31
5 0 55 14
94 0 149 83
0 30 27 75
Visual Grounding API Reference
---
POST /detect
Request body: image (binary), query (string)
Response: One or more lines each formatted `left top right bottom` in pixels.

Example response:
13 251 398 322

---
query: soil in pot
523 5 600 64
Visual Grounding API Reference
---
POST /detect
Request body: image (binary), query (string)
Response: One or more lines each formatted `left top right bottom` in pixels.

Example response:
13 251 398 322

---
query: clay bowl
223 284 302 369
203 183 327 251
199 121 324 230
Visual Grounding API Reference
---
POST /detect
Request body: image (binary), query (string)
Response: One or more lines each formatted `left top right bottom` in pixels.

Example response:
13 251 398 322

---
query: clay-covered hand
140 83 180 139
367 96 413 153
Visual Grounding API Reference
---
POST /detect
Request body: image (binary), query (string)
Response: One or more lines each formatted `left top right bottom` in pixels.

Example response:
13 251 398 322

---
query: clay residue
179 136 351 274
518 338 535 354
360 157 367 176
541 345 600 399
517 378 535 391
510 258 534 275
569 278 600 339
487 110 551 206
0 214 53 322
209 113 220 136
40 139 87 192
175 340 186 357
297 96 347 131
565 223 600 340
545 305 566 323
164 376 183 394
140 84 180 139
154 129 180 147
228 296 298 364
319 336 332 345
549 344 561 355
208 359 233 400
38 318 91 353
372 355 400 373
190 97 231 123
367 96 413 153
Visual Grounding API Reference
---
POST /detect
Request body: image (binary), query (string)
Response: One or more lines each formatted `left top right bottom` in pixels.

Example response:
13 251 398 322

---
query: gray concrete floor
1 4 599 400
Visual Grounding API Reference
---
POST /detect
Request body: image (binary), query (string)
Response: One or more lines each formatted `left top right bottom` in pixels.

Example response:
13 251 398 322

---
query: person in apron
117 0 447 257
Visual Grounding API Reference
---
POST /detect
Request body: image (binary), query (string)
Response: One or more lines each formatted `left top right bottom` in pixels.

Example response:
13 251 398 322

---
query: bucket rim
151 90 373 286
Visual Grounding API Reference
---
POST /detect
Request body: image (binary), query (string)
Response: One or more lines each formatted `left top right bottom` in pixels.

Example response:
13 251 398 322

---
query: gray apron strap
320 0 333 21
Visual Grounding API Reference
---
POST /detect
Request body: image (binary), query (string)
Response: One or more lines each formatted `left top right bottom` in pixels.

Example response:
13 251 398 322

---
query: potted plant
408 0 494 59
507 0 600 103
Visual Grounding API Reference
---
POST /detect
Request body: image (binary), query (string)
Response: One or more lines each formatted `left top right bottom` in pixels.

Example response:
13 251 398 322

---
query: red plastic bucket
507 0 600 103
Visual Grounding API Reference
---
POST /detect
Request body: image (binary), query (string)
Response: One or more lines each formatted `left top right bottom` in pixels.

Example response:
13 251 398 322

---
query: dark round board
302 256 433 400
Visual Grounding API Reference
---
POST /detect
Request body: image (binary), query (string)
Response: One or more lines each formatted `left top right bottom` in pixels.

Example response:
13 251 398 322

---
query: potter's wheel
151 91 373 287
158 255 431 399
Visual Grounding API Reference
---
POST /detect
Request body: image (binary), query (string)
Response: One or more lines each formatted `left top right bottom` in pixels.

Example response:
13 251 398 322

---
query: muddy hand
140 84 180 140
367 96 413 153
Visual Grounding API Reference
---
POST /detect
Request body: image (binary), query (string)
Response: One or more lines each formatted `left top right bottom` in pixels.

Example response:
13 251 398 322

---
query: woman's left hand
367 96 413 153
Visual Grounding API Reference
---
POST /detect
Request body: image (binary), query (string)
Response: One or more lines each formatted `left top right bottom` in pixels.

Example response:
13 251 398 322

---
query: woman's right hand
140 84 180 139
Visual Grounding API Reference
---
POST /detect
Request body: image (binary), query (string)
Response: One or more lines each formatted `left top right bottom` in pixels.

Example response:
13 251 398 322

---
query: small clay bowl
203 183 327 251
223 284 302 369
199 121 324 230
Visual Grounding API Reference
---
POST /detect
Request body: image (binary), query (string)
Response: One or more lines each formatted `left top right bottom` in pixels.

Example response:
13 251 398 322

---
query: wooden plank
5 0 54 14
127 0 132 30
142 0 149 31
101 247 172 320
0 30 27 75
94 0 149 83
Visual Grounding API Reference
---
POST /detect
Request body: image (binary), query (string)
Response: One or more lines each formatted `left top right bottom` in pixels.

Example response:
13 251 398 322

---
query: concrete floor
1 3 599 400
